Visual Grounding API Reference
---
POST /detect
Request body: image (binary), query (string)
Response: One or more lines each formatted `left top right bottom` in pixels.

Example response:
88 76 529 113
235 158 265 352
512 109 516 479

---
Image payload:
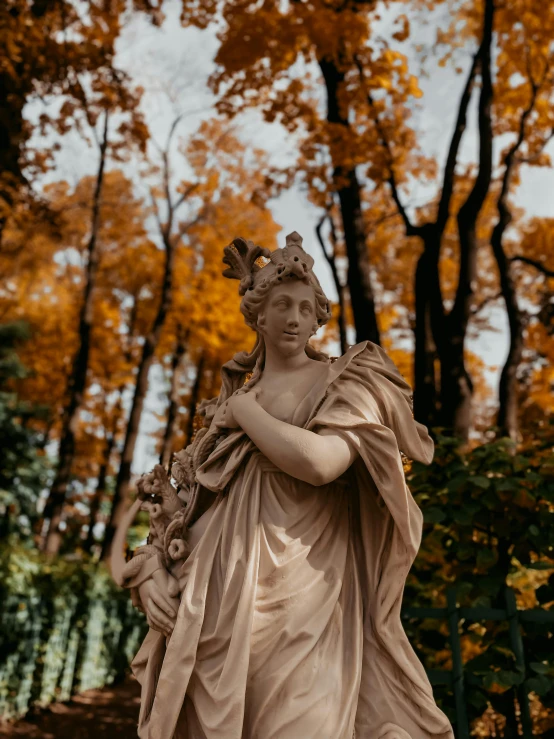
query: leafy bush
404 424 554 732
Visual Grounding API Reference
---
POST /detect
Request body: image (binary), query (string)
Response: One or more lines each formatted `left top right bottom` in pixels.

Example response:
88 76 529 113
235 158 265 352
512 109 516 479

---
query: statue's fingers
147 612 169 637
147 598 170 629
148 598 175 634
146 614 162 634
167 577 180 598
151 586 178 619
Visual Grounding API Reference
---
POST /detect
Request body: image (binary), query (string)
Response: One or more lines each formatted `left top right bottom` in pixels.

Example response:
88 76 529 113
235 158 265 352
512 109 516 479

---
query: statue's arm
230 395 357 486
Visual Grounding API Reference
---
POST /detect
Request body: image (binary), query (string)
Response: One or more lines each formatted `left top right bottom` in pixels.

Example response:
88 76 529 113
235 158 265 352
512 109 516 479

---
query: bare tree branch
510 255 554 278
174 203 213 242
165 112 186 153
495 52 545 216
515 127 554 164
354 55 421 237
315 207 347 353
489 41 550 441
436 51 480 230
452 0 495 323
173 181 200 214
471 291 502 316
149 187 163 233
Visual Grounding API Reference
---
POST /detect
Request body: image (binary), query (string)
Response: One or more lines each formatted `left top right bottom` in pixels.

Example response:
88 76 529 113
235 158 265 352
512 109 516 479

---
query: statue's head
223 231 331 356
198 230 333 415
191 232 331 463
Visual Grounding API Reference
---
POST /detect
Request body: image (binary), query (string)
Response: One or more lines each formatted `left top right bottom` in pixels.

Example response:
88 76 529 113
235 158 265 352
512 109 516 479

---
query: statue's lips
283 331 298 337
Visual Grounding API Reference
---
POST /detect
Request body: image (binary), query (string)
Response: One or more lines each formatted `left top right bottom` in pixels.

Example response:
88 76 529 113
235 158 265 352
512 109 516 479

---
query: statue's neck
262 342 312 380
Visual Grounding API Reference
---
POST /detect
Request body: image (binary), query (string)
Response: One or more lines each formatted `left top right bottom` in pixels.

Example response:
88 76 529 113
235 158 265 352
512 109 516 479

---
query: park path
0 674 141 739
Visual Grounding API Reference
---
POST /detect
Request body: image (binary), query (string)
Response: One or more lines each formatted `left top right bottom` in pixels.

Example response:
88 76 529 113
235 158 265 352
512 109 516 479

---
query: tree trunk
185 352 205 445
493 232 525 444
101 115 206 562
315 212 348 354
413 236 441 430
356 42 479 432
84 430 115 555
0 50 27 243
159 326 189 469
101 229 177 562
83 394 122 556
491 65 545 441
440 0 494 441
39 111 110 555
318 57 380 346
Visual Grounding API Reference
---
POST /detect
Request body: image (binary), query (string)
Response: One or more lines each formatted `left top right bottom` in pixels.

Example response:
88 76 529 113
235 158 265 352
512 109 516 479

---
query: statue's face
258 278 316 357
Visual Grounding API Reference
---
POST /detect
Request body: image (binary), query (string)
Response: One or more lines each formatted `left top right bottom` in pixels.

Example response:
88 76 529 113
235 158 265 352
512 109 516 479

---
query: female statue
112 231 454 739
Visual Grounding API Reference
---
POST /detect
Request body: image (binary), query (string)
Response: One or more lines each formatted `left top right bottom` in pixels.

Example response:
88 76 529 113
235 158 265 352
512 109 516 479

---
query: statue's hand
213 388 262 431
138 569 180 637
212 398 240 430
137 464 182 518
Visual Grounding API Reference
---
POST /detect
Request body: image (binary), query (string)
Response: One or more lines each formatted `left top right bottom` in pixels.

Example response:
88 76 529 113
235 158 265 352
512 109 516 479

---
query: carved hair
219 231 331 403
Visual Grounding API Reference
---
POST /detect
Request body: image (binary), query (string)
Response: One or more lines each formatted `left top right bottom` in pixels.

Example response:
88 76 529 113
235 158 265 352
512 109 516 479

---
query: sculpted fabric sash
304 341 452 739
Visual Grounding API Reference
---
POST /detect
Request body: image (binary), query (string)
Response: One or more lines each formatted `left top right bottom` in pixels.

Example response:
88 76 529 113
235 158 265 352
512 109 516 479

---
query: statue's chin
266 335 307 358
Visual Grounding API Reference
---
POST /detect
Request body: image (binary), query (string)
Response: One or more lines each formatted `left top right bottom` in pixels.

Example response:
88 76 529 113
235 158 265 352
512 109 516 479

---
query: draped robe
128 341 454 739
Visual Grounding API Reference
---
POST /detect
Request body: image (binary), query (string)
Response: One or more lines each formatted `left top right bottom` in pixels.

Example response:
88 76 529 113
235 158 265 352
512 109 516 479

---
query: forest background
1 0 554 736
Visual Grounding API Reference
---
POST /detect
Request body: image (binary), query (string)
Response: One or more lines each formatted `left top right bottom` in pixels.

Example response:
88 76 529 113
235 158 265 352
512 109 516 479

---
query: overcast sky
30 0 553 471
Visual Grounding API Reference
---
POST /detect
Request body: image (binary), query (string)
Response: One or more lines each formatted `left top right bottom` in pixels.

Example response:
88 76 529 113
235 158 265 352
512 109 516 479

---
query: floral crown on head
222 231 316 296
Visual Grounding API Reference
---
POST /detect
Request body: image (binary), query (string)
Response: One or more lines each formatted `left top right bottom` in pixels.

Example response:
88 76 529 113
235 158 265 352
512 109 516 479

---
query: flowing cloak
129 341 454 739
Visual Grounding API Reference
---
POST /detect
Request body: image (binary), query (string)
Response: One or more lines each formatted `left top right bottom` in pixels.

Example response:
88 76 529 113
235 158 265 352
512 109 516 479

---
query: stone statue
111 231 455 739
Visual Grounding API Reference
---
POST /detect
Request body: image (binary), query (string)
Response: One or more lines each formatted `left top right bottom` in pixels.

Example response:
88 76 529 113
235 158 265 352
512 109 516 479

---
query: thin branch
471 291 502 316
148 108 210 158
516 127 554 164
149 187 163 233
436 50 480 230
165 112 186 153
173 182 200 214
173 204 212 242
162 148 173 235
315 212 343 290
457 0 494 222
315 208 347 353
496 55 545 215
510 255 554 278
353 55 421 238
150 136 164 158
365 210 404 231
159 113 189 235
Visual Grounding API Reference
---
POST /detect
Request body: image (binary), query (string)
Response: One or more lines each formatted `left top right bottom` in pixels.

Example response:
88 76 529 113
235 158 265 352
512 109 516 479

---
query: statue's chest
257 387 305 423
253 363 329 424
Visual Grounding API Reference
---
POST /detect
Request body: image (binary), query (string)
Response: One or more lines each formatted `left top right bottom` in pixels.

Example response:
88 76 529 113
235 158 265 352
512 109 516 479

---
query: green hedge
0 541 147 720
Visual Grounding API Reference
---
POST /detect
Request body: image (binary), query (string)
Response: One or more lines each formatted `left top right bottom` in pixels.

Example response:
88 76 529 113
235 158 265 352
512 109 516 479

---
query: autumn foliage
0 0 553 733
